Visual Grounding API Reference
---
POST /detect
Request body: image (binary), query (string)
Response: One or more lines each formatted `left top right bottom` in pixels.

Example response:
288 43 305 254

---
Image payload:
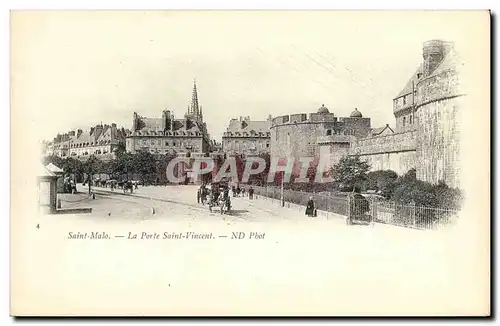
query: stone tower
422 40 454 77
416 40 463 188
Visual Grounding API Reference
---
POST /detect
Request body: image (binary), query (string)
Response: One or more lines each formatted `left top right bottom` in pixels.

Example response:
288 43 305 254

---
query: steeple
189 79 200 118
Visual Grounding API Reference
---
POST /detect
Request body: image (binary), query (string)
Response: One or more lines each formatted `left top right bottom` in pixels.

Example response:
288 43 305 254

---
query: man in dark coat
249 186 254 200
305 196 315 217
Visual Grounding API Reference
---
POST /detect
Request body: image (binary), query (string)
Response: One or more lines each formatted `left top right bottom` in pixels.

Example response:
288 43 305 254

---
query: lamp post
281 170 285 207
88 164 92 195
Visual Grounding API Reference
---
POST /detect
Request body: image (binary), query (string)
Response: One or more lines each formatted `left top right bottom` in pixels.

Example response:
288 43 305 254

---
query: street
14 184 482 316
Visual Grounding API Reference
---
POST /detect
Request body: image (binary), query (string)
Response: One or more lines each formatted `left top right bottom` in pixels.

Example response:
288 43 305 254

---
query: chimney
162 110 171 130
111 123 117 140
90 127 95 136
95 124 104 138
132 112 138 131
69 131 75 137
77 129 83 138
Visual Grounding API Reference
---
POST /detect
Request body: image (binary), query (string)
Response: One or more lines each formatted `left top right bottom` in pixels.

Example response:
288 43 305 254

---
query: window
403 96 407 105
403 117 406 126
165 141 169 146
266 143 270 148
409 115 413 124
326 130 332 136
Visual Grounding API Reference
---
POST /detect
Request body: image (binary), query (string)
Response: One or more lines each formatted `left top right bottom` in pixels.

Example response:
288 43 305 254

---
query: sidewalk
234 193 423 233
236 193 347 221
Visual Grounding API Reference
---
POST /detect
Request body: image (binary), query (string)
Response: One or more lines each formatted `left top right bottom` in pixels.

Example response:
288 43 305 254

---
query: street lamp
281 170 285 207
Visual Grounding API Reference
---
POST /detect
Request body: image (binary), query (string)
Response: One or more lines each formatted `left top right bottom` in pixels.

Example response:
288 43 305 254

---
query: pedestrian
70 179 76 194
249 186 254 200
305 196 315 217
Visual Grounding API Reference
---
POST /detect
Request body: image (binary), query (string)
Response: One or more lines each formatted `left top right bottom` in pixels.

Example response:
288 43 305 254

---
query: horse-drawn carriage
115 180 134 193
208 193 231 214
199 182 231 214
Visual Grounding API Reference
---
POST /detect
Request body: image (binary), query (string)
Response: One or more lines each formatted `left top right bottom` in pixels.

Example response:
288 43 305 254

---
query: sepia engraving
39 38 464 230
11 11 490 317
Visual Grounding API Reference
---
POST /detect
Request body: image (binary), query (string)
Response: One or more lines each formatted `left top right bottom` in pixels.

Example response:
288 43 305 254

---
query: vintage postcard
10 10 490 316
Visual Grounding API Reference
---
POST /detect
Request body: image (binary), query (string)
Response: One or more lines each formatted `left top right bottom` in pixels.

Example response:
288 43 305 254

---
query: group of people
197 183 230 206
198 182 318 217
231 185 243 197
63 177 76 194
305 196 317 217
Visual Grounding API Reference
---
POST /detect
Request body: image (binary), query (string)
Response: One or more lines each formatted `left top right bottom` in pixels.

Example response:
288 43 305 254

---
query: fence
241 185 460 230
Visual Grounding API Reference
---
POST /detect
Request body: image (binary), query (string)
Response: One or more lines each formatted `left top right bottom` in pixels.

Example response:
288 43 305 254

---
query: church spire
190 79 200 119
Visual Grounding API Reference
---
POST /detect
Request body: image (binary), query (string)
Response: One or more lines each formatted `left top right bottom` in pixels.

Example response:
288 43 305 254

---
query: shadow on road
225 209 249 216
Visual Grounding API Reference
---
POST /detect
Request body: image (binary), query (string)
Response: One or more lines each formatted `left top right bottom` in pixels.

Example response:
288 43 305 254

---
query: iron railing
241 185 460 230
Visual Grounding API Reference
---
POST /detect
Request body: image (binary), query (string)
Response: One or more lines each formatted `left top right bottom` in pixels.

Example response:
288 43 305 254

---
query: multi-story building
126 81 211 157
210 139 223 154
222 116 272 157
44 123 128 161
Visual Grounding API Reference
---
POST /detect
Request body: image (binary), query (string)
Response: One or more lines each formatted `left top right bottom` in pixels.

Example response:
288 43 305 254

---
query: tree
134 150 156 183
42 155 61 167
332 155 371 191
113 141 126 157
82 155 102 193
155 153 177 184
366 170 399 198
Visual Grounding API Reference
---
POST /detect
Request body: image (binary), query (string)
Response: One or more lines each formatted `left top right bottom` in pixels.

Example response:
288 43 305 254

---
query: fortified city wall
350 131 417 176
270 111 371 162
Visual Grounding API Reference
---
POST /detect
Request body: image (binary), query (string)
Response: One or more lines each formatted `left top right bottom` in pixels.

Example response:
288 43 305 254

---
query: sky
11 11 475 142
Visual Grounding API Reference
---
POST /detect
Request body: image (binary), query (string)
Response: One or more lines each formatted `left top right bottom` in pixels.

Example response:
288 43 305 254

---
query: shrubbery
365 170 398 197
369 168 463 210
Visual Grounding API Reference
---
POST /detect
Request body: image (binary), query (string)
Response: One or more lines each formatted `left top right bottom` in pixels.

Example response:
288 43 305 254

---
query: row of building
43 39 463 188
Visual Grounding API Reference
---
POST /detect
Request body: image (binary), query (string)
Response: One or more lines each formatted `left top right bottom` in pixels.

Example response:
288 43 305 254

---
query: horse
123 181 134 193
201 188 208 204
